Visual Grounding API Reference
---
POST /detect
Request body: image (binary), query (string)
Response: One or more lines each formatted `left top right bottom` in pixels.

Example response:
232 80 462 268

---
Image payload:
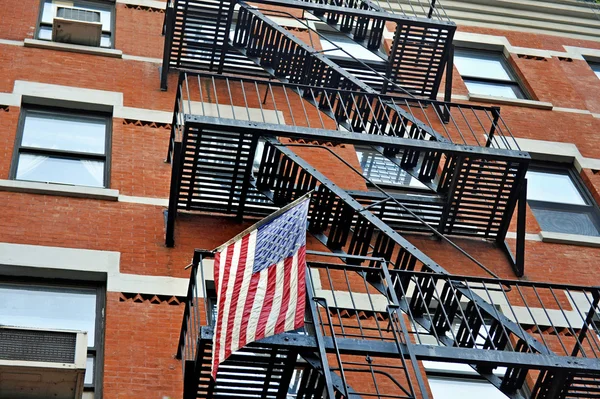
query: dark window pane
531 207 600 236
590 62 600 79
16 154 105 187
22 111 107 154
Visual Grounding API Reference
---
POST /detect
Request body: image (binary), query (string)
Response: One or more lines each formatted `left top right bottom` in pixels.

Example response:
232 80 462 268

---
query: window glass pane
85 355 95 385
38 25 53 40
41 0 112 31
22 111 106 154
320 34 382 62
428 376 509 399
531 207 600 236
100 33 111 48
454 51 512 81
0 284 97 346
590 62 600 79
464 80 523 99
526 170 586 205
357 149 427 188
16 154 105 187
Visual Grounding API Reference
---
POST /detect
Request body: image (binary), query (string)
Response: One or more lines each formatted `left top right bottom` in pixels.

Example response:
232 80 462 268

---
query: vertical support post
166 140 182 247
183 360 198 399
237 135 260 221
305 267 337 399
428 0 437 18
161 4 175 91
571 289 600 357
499 178 527 277
485 106 501 148
442 44 454 122
514 178 527 277
380 261 430 399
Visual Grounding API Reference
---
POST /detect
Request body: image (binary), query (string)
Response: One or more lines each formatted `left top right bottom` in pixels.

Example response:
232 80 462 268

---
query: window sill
468 94 554 110
0 179 119 201
539 231 600 247
24 39 123 59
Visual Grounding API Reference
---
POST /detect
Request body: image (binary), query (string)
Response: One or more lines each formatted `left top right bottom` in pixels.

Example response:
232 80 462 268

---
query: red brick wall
3 4 600 399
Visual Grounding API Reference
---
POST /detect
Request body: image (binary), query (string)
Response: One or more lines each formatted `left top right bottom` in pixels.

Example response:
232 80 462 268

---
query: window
0 280 104 395
356 147 427 189
589 62 600 79
428 375 509 399
526 165 600 236
319 31 383 62
37 0 114 48
454 49 527 99
12 106 111 188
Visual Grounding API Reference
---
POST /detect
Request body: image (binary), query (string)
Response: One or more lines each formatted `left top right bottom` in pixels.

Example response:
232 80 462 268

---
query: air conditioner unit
0 326 87 399
52 7 102 47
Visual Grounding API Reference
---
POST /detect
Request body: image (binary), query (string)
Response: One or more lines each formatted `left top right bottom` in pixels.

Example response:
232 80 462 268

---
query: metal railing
171 72 520 154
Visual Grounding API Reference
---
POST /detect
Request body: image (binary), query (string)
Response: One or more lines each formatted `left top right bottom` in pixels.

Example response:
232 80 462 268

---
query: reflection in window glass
85 356 95 385
356 148 427 188
0 284 97 345
454 52 511 81
14 108 109 188
428 376 509 399
22 112 106 154
464 81 523 99
16 154 105 187
320 33 382 62
454 49 526 99
526 170 586 205
526 166 600 237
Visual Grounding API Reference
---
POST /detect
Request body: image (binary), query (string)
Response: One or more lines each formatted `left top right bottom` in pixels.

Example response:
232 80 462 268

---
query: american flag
211 196 309 380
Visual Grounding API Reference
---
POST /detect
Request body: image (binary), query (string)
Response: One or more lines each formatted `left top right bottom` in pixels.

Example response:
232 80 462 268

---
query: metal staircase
160 0 599 397
162 0 455 99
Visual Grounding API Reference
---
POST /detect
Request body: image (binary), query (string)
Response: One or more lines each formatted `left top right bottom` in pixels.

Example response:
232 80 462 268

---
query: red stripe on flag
274 256 293 335
223 235 250 361
254 264 278 342
295 246 306 329
212 244 235 378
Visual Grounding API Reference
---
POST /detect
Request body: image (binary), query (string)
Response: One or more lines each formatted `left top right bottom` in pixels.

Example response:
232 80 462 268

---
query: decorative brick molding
517 54 547 61
124 3 165 13
118 292 186 305
122 118 171 130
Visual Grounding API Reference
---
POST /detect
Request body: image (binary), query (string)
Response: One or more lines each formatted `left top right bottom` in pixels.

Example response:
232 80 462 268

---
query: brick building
1 0 600 398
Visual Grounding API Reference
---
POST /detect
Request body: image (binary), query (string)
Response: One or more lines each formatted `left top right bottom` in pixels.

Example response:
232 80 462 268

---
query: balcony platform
178 253 600 399
161 0 456 98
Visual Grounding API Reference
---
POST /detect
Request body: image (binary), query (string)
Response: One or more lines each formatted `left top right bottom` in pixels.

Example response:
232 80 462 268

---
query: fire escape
160 0 600 398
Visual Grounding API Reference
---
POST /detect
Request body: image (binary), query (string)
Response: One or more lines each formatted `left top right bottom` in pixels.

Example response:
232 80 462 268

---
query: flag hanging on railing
211 195 310 380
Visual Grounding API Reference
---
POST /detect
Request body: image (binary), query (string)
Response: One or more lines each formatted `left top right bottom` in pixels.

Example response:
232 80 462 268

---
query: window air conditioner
52 7 102 47
0 326 87 399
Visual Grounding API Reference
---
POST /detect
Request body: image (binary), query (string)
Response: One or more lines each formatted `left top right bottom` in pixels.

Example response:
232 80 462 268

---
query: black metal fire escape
161 0 600 397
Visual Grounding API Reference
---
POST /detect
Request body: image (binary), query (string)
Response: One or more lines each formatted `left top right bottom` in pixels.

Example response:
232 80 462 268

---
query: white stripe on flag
284 252 299 331
230 231 257 354
218 239 243 363
265 259 285 337
246 270 269 343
